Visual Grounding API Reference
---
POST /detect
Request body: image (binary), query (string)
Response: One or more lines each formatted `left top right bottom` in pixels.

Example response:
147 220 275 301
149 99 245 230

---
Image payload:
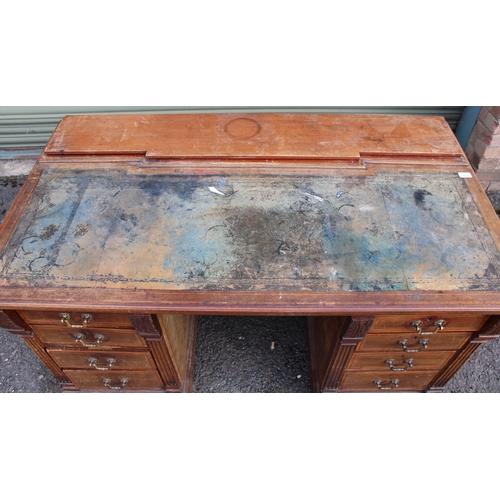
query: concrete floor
1 160 500 392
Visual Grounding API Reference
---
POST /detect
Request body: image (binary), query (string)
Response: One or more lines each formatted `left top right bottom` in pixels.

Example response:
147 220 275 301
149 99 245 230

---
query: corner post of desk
308 315 375 392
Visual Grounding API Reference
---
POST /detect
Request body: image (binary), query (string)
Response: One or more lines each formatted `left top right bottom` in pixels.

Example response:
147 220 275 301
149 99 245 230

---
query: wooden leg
308 316 374 393
139 314 198 393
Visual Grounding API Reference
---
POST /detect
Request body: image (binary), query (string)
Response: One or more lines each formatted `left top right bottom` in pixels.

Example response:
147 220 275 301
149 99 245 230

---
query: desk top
1 113 500 313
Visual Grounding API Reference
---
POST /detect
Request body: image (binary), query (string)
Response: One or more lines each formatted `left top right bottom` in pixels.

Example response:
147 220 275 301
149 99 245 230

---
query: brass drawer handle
102 378 128 390
88 357 116 371
60 313 93 328
398 338 429 352
385 358 413 371
73 332 105 347
374 379 399 390
410 319 445 335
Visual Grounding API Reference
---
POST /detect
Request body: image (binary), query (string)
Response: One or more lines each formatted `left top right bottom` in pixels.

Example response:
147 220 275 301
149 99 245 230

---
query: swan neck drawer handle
374 379 399 390
73 332 105 347
385 358 414 371
102 378 128 390
60 313 93 328
410 319 445 335
88 357 116 371
398 338 429 352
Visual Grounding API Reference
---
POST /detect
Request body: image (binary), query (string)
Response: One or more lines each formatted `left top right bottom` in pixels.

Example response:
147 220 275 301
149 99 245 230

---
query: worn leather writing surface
44 114 463 160
1 168 499 292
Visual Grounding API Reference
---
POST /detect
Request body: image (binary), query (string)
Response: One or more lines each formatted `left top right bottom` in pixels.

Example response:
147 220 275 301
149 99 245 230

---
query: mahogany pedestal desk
2 113 500 392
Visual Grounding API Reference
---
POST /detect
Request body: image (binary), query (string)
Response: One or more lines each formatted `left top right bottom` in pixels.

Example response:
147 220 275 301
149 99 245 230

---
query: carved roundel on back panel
224 117 261 139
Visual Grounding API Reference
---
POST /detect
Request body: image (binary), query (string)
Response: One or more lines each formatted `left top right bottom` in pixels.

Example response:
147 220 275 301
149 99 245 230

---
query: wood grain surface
44 114 463 160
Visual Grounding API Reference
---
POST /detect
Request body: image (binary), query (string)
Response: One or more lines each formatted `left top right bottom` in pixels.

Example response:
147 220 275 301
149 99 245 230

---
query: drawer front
19 310 134 328
33 326 147 348
340 371 437 392
359 332 470 352
47 350 155 370
370 314 488 334
65 370 164 391
347 351 454 371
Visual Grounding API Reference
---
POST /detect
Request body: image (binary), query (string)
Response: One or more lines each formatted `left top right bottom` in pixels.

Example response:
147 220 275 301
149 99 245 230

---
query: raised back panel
44 114 463 161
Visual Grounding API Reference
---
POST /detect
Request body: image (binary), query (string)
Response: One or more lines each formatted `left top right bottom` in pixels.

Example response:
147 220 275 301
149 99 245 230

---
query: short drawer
347 351 454 372
65 370 164 391
339 371 437 392
358 332 470 352
370 314 488 334
47 350 155 371
33 326 147 348
19 310 134 329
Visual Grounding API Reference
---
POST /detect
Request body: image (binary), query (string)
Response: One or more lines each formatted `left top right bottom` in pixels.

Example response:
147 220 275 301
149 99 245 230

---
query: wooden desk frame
1 113 500 392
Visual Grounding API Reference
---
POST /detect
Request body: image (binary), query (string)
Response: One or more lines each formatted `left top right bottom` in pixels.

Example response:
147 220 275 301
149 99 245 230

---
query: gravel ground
1 162 500 393
0 175 26 222
192 316 310 393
